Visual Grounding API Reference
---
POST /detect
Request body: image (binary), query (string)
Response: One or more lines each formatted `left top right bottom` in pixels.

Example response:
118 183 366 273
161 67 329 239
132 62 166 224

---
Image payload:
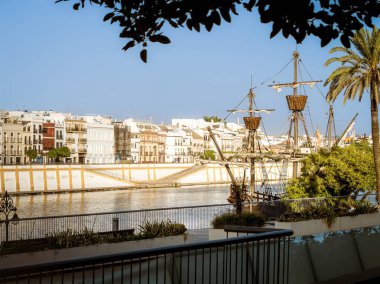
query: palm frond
325 27 380 106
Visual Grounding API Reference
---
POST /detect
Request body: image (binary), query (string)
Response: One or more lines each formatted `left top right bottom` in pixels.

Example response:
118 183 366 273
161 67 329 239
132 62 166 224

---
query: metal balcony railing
3 138 22 143
4 150 22 155
66 127 86 133
0 225 292 284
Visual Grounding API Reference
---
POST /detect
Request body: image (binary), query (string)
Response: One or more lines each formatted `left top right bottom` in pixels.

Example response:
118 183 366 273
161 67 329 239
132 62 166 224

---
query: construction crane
335 113 358 147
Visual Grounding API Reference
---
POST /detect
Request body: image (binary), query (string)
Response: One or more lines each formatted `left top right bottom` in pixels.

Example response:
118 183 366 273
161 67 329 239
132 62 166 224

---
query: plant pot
274 212 380 236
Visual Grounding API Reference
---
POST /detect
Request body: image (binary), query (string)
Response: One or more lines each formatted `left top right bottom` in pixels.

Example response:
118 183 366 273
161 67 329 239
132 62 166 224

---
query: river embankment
0 162 292 195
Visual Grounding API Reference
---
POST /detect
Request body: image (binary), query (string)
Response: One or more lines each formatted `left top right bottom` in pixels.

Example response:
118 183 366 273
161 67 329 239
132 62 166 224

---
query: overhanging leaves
57 0 380 62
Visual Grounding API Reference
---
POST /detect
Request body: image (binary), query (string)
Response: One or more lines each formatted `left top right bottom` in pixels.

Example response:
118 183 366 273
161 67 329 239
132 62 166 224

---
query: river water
12 185 231 218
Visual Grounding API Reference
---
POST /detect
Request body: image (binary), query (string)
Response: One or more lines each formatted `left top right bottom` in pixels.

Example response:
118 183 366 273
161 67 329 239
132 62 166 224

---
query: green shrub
279 203 337 226
48 228 106 249
48 220 187 249
350 200 378 215
211 212 265 229
138 220 187 239
278 200 378 226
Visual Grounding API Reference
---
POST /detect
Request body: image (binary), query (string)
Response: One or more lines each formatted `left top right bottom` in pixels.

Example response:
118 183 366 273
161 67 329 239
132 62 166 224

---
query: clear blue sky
0 1 378 135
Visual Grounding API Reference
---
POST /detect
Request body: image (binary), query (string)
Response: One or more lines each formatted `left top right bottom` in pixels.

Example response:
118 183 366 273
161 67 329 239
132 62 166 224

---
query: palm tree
324 27 380 205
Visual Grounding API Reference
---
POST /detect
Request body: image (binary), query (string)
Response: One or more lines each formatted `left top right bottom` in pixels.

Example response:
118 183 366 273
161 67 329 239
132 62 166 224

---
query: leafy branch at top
56 0 380 62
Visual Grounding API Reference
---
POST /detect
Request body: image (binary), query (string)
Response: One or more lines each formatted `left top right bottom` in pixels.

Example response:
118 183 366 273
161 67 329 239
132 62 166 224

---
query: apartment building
191 130 204 158
54 121 65 149
84 116 114 164
31 120 43 157
113 121 131 163
138 122 160 163
0 122 2 164
158 130 166 163
2 116 24 165
165 128 193 163
42 122 55 151
65 117 87 164
123 119 140 163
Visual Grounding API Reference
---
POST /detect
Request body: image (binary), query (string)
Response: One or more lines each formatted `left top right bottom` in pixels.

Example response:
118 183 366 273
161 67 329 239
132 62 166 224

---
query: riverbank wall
0 162 293 194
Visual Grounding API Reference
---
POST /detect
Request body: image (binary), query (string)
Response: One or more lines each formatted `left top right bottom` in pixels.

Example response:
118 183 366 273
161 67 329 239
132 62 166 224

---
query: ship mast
248 88 258 200
269 50 321 179
292 50 300 178
228 88 274 201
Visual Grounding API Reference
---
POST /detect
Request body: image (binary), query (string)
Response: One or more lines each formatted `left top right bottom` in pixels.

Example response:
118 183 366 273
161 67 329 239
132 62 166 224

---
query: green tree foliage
200 150 216 160
25 149 38 160
286 142 375 199
203 116 222 123
324 28 380 204
56 146 71 158
47 147 71 160
58 1 380 62
47 149 57 159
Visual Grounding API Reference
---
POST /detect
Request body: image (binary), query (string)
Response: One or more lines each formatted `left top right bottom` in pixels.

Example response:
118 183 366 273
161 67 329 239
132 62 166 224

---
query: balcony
3 138 22 143
56 135 64 140
66 138 75 143
5 150 22 156
66 127 86 133
78 138 87 144
78 148 87 153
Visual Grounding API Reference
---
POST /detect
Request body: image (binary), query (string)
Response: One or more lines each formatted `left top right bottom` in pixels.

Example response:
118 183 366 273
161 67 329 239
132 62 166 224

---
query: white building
123 119 140 163
191 130 204 158
165 128 193 163
83 116 115 164
33 111 67 150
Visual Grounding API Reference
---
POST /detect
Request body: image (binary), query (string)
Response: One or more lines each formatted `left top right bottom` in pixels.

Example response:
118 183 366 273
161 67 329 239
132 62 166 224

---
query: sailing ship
207 50 343 205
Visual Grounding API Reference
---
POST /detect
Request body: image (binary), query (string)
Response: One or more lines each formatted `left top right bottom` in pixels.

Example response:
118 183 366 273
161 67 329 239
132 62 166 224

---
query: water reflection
14 186 230 218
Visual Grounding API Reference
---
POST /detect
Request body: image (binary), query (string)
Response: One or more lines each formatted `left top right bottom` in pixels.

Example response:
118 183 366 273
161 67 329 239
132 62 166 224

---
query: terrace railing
0 194 375 242
0 228 293 284
0 204 234 242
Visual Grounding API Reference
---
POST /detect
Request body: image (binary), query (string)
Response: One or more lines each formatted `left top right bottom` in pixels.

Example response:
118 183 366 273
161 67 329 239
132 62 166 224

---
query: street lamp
0 191 19 242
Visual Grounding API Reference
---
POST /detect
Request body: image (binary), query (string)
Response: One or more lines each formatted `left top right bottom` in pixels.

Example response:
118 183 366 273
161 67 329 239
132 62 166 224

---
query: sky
0 1 378 135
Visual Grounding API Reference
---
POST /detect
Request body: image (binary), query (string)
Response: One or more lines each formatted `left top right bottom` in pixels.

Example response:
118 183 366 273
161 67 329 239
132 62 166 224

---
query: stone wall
0 162 293 194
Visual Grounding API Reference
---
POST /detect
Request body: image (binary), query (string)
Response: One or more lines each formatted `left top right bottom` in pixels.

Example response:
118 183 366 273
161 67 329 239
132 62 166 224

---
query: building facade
123 119 140 163
2 116 24 165
65 118 87 164
165 129 193 163
138 123 160 163
85 118 115 164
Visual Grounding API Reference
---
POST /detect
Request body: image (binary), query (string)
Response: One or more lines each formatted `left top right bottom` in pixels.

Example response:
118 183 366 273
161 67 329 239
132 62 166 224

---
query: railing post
112 217 119 231
5 219 9 242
